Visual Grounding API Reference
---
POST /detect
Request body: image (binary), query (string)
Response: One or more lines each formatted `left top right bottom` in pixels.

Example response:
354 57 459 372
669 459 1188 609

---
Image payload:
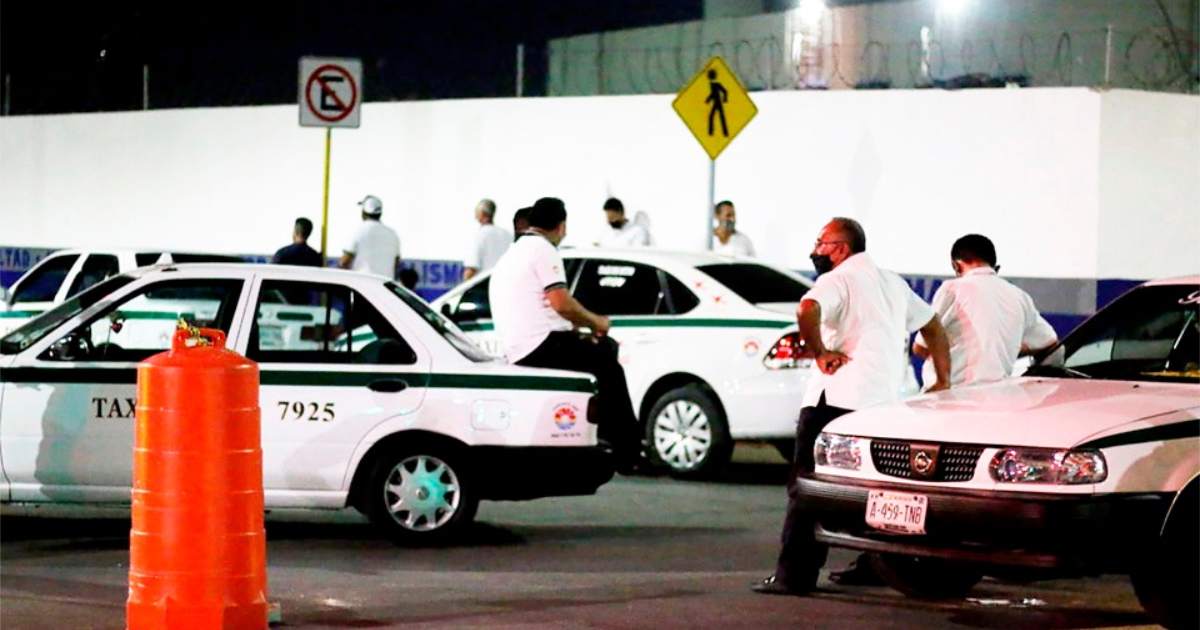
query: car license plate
865 490 928 535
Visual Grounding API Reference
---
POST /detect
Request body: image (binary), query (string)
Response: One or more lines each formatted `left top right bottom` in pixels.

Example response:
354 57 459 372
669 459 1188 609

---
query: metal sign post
299 56 363 260
672 56 757 251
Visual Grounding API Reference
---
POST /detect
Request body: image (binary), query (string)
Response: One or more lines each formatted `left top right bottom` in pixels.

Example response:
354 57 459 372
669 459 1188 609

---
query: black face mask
810 254 834 275
609 219 626 229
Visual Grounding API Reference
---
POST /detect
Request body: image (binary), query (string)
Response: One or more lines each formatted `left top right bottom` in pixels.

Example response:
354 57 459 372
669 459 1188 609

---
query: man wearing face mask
598 197 651 248
712 200 755 257
913 234 1057 387
753 217 952 597
489 197 643 473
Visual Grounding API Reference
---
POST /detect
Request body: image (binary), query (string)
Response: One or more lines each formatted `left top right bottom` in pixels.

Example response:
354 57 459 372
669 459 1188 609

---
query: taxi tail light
763 332 812 370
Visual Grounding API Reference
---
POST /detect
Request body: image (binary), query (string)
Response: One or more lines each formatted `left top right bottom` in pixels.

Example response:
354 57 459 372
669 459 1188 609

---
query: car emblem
909 444 940 479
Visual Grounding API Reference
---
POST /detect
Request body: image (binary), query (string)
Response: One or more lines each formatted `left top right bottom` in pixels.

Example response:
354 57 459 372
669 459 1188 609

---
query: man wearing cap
489 197 643 473
598 197 651 248
339 195 401 279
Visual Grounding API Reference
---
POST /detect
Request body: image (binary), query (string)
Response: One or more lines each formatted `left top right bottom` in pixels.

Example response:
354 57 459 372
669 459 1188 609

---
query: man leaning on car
753 217 952 596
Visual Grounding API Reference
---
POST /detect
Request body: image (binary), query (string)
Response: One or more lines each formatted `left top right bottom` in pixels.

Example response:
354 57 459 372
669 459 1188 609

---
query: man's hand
592 315 611 337
815 350 850 375
924 380 950 393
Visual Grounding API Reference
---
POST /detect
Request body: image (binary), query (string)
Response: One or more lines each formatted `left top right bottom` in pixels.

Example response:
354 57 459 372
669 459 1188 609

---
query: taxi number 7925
865 490 928 535
276 401 335 423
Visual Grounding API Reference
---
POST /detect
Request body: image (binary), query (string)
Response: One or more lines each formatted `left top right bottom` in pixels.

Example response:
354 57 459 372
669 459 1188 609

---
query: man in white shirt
598 197 651 248
712 200 755 257
914 234 1058 386
338 195 400 279
489 197 642 472
754 217 951 597
462 198 511 281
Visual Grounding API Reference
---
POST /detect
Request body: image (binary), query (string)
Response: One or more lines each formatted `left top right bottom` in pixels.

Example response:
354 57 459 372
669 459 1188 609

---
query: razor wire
550 27 1198 96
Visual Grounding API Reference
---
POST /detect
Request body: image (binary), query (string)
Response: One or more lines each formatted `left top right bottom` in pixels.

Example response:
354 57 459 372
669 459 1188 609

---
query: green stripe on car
458 317 791 332
0 310 44 318
0 367 594 393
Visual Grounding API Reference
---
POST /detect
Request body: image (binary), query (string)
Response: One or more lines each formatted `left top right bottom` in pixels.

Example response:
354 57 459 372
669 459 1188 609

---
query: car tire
869 553 984 599
645 384 732 479
1131 482 1199 630
362 444 479 545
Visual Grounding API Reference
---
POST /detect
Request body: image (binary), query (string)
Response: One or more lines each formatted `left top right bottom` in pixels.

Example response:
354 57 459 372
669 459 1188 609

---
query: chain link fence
550 26 1199 95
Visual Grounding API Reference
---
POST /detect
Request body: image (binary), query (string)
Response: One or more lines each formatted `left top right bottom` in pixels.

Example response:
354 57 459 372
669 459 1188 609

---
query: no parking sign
299 57 362 128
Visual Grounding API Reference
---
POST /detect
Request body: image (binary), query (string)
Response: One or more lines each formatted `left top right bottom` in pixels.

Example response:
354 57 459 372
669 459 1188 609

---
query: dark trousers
774 394 852 588
515 331 642 462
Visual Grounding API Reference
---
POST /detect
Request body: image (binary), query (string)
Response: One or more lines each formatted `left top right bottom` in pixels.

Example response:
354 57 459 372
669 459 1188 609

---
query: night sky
0 1 702 114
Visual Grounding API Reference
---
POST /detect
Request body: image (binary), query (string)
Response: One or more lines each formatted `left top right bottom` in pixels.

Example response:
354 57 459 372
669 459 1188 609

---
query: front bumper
470 446 615 501
797 474 1171 571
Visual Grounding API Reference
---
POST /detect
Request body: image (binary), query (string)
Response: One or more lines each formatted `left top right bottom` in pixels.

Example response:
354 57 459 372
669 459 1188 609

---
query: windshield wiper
1024 364 1092 379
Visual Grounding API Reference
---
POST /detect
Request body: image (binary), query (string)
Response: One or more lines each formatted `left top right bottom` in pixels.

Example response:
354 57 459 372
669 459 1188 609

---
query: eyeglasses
814 239 848 248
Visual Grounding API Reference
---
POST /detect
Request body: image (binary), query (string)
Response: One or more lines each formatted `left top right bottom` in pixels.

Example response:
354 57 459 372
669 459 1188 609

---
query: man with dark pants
488 197 642 471
753 217 952 596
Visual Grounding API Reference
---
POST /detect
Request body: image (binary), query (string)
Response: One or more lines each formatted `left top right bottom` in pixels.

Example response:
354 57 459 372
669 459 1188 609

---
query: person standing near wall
753 217 951 597
488 197 643 473
598 197 651 248
271 218 324 267
712 200 755 257
338 195 401 279
913 233 1057 386
463 198 511 282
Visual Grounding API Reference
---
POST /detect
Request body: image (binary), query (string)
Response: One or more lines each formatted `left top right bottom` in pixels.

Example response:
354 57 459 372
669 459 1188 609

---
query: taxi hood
824 377 1198 449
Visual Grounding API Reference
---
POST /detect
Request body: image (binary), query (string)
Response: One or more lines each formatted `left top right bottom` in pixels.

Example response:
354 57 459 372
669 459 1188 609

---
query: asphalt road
0 453 1159 629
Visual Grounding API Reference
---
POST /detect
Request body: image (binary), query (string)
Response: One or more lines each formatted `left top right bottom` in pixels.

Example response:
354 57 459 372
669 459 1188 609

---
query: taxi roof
560 247 764 269
125 263 391 282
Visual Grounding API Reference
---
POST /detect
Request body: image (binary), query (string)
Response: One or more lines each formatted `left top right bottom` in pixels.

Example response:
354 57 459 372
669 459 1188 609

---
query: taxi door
0 277 248 502
237 277 430 498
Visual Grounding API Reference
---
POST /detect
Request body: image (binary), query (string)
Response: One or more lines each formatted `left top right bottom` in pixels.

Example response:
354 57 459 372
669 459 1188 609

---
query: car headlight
989 448 1107 484
814 433 862 471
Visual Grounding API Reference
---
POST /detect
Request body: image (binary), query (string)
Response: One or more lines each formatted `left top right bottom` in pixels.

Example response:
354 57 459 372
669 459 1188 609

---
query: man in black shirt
272 218 324 267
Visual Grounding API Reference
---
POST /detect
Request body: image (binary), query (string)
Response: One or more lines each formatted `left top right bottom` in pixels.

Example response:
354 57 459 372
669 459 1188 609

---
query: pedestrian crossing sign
672 56 758 160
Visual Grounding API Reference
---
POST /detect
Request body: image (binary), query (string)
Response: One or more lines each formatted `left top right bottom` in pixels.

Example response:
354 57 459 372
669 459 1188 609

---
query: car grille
870 440 983 482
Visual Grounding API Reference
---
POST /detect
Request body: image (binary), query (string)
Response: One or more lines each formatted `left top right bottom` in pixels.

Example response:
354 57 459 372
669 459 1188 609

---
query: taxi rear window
696 263 809 304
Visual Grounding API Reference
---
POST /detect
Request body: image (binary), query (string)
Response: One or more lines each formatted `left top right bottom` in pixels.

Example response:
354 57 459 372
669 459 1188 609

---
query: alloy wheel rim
653 400 712 471
383 454 461 531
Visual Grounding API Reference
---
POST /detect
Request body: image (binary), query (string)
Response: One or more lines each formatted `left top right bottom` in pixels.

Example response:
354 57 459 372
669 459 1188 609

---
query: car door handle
368 379 408 393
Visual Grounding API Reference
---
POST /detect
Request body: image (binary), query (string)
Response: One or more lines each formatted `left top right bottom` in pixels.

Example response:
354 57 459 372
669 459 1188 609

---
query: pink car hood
824 377 1200 448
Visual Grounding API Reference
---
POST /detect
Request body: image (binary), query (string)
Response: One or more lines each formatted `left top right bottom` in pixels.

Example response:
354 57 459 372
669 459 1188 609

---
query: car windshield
385 282 493 363
1028 284 1200 384
696 263 809 304
1 274 136 354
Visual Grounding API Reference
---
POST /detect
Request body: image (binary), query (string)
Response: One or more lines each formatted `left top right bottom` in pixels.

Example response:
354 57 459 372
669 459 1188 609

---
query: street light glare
938 0 970 15
799 0 826 27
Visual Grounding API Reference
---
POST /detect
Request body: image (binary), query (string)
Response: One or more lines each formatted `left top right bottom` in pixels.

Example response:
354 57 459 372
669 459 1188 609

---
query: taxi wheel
869 553 983 599
1131 483 1198 630
364 446 479 545
645 384 732 479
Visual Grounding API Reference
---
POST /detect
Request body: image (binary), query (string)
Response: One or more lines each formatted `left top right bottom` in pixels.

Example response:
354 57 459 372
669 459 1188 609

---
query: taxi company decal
552 403 580 431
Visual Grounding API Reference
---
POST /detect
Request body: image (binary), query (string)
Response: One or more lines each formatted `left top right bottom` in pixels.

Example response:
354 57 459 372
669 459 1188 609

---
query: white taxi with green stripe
0 264 613 542
433 248 815 477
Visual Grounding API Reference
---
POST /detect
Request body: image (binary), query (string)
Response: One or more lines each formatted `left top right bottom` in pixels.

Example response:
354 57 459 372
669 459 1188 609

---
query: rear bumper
471 446 615 501
797 474 1171 571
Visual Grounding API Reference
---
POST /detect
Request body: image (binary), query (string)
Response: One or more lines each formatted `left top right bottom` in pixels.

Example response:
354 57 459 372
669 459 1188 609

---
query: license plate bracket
865 490 928 535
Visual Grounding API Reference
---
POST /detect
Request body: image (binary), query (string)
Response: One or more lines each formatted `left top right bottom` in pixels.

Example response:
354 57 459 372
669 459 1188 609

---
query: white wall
1 89 1196 279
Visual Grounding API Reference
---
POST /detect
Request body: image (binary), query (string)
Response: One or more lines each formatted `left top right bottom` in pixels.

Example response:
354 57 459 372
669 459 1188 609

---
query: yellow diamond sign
672 56 758 160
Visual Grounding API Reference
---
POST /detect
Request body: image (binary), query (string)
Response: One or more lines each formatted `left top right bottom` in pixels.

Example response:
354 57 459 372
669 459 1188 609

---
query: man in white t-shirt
489 197 642 472
338 195 400 279
463 198 511 282
914 234 1058 386
712 200 755 257
598 197 651 248
754 217 951 597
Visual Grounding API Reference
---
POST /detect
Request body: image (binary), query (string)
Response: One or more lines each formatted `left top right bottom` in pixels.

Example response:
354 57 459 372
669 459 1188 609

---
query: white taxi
0 249 245 335
0 264 613 542
800 276 1199 629
433 248 815 477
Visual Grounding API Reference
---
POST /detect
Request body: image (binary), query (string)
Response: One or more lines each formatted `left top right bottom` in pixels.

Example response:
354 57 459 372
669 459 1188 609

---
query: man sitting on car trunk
488 197 642 473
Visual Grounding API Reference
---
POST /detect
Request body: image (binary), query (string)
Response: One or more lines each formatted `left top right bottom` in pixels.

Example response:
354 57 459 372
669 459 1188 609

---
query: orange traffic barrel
127 326 268 629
